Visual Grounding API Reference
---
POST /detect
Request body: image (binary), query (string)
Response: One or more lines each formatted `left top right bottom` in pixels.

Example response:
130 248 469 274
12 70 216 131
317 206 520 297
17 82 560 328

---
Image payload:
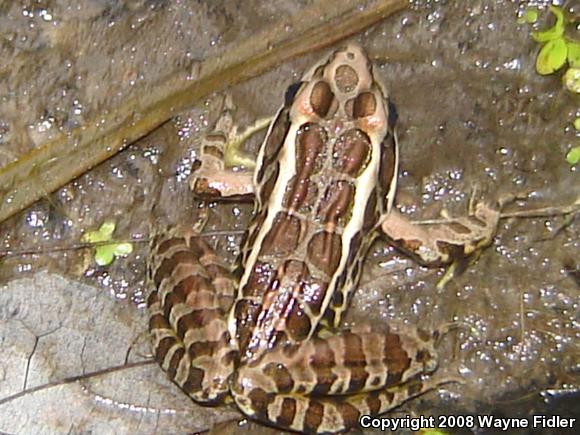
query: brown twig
0 360 155 407
414 199 580 225
0 230 246 258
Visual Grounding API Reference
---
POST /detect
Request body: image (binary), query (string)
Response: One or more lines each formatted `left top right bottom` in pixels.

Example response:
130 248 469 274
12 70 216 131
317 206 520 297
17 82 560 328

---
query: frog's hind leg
148 226 238 404
243 376 453 434
231 326 449 433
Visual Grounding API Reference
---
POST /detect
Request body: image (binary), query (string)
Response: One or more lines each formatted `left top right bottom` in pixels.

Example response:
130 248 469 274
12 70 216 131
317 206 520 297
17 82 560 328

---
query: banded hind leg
148 226 238 404
231 324 451 433
147 95 267 406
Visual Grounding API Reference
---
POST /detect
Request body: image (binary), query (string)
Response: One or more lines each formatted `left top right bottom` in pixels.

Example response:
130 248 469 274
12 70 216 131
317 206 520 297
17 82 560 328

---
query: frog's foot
231 325 447 433
224 117 273 169
148 227 238 404
190 95 273 199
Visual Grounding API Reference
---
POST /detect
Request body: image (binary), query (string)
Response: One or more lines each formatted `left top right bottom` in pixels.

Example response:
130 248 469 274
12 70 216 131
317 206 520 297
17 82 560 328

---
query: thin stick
414 200 579 225
498 201 580 219
0 230 246 258
0 0 407 225
0 360 154 407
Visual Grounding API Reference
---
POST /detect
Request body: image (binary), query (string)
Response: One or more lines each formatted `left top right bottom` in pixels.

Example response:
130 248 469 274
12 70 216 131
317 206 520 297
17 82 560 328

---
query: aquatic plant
81 220 133 266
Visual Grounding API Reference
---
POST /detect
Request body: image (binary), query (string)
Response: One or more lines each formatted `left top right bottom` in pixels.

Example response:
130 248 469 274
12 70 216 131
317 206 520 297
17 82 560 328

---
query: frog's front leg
230 325 443 433
190 94 272 200
148 227 239 404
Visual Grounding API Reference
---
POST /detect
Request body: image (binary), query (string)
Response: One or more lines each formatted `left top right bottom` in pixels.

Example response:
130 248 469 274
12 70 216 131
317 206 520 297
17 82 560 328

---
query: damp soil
0 1 578 434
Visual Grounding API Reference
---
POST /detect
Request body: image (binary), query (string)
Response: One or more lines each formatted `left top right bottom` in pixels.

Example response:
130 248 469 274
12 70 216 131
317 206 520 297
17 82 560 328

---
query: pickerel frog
148 45 499 433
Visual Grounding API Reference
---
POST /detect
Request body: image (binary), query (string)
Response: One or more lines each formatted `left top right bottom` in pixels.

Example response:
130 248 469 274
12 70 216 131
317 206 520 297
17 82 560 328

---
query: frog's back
231 45 399 362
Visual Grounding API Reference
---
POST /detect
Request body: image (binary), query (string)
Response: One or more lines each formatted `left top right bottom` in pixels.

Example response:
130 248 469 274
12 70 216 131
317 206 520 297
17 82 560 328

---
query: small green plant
81 220 133 266
523 6 580 92
521 6 580 166
566 118 580 165
518 8 539 25
566 145 580 165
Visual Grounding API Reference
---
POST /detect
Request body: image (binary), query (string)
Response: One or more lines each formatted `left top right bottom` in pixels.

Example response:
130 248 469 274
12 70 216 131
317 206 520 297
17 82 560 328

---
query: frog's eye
387 99 398 130
284 81 304 106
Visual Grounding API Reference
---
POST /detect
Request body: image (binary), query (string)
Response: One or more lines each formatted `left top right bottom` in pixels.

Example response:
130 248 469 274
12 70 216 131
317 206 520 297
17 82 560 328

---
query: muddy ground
0 1 578 434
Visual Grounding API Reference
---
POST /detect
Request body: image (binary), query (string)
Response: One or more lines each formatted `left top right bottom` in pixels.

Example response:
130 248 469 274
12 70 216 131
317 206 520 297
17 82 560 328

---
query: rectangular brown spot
174 276 215 307
366 393 382 414
307 231 342 276
188 340 217 358
276 397 297 427
248 388 275 420
149 313 170 332
146 290 159 307
383 333 411 377
317 181 354 226
260 212 301 256
154 336 176 365
154 250 198 288
176 308 221 338
182 366 205 394
336 401 361 428
167 347 184 380
303 400 324 433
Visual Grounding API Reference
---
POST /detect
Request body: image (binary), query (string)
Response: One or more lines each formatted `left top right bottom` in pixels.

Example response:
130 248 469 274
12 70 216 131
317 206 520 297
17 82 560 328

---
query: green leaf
532 6 565 42
563 67 580 93
567 40 580 68
95 246 116 266
113 243 134 256
99 220 116 238
93 242 133 266
566 146 580 165
574 118 580 130
81 219 133 266
518 9 538 25
82 220 116 243
536 38 568 75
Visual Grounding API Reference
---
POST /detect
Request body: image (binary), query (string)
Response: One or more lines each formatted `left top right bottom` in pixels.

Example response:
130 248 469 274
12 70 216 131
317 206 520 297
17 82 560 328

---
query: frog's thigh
148 227 238 404
381 204 500 266
231 327 438 433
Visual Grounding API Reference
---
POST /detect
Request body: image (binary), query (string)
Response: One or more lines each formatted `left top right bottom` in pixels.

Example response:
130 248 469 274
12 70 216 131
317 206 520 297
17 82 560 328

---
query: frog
147 44 499 433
